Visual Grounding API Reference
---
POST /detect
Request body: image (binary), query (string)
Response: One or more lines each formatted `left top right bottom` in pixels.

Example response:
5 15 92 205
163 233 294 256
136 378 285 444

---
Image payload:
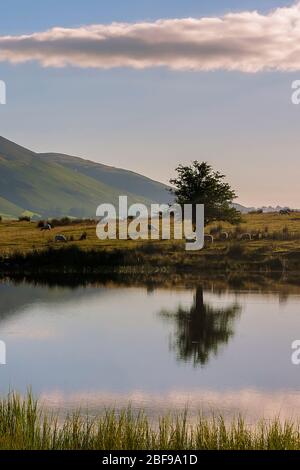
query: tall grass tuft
0 393 299 450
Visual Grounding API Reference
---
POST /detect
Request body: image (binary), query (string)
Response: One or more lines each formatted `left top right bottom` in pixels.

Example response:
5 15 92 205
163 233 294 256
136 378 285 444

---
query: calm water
0 278 300 421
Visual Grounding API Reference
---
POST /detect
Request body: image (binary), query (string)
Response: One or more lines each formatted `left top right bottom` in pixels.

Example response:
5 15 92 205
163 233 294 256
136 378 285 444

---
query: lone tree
170 161 241 225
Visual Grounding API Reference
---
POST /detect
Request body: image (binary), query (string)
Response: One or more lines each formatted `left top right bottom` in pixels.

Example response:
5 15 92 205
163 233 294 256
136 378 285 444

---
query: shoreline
0 243 297 275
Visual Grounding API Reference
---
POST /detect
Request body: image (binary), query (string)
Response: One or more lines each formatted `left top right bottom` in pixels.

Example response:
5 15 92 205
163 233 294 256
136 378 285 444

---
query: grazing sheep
79 232 87 241
251 232 263 240
55 234 67 243
239 233 252 241
280 209 291 215
204 234 214 244
40 223 52 231
219 231 229 240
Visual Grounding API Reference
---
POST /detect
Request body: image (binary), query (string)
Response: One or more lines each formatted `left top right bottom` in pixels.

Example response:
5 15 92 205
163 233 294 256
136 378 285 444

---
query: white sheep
55 234 67 243
204 234 214 244
239 233 252 241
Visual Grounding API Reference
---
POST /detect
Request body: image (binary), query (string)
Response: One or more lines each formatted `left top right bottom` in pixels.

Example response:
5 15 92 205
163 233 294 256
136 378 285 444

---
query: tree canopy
170 161 241 225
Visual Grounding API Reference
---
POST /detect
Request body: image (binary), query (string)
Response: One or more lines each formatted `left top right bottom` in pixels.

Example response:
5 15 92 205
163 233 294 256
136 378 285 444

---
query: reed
0 393 299 450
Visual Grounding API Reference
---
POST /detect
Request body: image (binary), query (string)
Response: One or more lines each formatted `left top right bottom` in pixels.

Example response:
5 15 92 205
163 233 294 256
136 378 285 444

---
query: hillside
39 152 172 206
0 136 171 219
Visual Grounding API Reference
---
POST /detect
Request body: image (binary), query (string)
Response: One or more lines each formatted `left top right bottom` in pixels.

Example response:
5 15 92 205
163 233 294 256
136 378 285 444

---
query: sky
0 0 299 207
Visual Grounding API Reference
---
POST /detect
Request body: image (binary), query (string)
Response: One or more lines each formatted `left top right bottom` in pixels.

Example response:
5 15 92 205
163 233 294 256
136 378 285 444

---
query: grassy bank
1 212 300 273
0 393 298 450
0 241 296 274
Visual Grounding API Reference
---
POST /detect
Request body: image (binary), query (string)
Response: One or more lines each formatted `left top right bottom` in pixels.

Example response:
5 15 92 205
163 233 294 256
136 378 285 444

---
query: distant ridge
0 136 172 219
232 203 296 214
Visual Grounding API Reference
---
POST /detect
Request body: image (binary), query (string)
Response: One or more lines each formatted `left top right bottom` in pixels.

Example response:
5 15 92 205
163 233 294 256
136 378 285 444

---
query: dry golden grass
0 219 172 256
210 211 300 234
0 212 300 258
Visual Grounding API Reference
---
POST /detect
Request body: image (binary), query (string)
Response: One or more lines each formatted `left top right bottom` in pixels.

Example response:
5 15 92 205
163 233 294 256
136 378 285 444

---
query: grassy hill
39 152 172 206
0 136 171 219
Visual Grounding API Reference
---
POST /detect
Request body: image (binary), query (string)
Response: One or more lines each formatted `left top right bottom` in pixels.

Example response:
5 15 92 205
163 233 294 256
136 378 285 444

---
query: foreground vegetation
0 393 298 450
1 212 300 273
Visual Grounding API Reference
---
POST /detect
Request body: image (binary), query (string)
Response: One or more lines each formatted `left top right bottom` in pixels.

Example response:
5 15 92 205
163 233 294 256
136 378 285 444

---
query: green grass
0 392 299 450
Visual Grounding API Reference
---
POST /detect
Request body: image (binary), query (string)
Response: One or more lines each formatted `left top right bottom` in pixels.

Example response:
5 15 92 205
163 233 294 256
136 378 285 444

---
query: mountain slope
0 195 24 218
0 136 171 219
39 152 171 205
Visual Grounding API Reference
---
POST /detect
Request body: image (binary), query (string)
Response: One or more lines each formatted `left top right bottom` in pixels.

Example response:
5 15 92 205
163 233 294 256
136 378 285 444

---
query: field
1 212 300 273
0 392 299 450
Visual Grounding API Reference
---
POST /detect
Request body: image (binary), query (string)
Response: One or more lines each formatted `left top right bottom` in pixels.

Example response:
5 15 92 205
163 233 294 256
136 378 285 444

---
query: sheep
219 231 229 240
40 223 52 231
251 232 263 240
55 234 67 243
79 232 87 241
239 233 252 241
280 209 291 215
204 234 214 244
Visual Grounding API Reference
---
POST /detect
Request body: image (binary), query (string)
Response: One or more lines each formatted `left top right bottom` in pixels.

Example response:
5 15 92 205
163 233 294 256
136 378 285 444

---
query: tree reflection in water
160 287 241 367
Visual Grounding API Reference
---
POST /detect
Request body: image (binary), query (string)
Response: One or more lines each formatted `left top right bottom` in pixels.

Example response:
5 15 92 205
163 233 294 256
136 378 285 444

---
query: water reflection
160 287 241 366
40 388 300 423
0 276 300 421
